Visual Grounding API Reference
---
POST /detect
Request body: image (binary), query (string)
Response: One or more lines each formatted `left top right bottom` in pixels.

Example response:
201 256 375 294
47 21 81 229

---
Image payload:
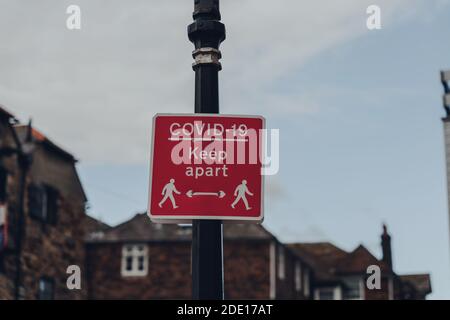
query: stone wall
0 124 88 300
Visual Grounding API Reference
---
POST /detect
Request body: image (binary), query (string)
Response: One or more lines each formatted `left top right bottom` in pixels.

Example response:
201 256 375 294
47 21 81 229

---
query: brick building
0 106 88 299
85 214 431 300
289 225 431 300
85 213 313 300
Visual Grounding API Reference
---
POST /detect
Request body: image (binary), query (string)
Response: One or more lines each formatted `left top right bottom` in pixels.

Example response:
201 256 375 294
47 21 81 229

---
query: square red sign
148 114 265 223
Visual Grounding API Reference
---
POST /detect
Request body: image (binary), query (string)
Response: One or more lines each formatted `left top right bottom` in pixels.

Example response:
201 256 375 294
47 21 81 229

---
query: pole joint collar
192 47 222 69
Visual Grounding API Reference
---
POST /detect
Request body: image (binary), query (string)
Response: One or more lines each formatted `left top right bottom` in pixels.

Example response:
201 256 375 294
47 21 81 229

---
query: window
317 288 335 300
177 224 192 236
121 244 148 277
0 167 7 203
295 261 302 292
29 184 58 224
278 245 285 280
343 277 363 300
38 277 54 300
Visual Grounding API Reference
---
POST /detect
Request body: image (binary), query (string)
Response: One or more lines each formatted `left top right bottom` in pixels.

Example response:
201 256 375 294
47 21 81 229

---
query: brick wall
86 238 305 300
0 274 13 299
364 277 391 300
224 241 270 299
86 242 192 300
87 240 278 300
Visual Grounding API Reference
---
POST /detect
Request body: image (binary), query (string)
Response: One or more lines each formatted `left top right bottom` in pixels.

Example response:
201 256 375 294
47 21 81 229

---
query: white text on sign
169 120 279 176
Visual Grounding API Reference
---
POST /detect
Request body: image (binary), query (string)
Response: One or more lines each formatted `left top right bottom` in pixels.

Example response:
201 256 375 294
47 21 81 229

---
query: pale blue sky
0 0 448 299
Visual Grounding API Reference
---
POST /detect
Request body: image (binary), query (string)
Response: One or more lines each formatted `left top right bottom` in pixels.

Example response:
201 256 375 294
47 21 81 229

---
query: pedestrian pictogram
158 179 181 209
231 180 253 210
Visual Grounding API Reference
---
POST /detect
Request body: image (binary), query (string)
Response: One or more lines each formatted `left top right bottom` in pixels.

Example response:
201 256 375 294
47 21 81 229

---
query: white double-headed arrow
186 190 226 198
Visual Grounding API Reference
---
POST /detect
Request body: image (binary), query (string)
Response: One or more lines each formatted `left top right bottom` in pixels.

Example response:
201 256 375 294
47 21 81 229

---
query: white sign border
148 113 265 224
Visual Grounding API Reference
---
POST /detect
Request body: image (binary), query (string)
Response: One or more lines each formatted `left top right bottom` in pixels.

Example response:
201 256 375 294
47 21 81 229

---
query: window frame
316 287 336 300
29 184 59 224
121 244 149 277
342 277 364 300
38 277 55 300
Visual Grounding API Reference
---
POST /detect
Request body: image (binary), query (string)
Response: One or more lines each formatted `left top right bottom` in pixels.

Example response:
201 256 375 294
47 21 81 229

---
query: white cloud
0 0 438 164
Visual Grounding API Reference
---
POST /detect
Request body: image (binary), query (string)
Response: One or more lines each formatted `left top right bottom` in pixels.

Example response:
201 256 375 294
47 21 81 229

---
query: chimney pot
381 224 393 270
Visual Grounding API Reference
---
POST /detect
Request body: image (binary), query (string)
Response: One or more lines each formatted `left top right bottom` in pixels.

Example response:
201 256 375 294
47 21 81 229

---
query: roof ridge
289 242 349 255
14 124 76 161
109 213 146 230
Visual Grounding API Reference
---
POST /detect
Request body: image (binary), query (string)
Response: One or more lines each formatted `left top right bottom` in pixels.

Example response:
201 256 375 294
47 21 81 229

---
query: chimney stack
381 224 393 269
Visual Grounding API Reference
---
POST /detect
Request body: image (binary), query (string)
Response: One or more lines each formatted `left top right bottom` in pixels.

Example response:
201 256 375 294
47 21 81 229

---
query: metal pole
441 70 450 281
12 120 32 300
188 0 225 300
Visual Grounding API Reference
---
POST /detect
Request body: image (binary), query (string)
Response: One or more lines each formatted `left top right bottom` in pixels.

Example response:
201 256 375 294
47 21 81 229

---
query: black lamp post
0 119 33 300
188 0 226 300
441 70 450 278
442 70 450 116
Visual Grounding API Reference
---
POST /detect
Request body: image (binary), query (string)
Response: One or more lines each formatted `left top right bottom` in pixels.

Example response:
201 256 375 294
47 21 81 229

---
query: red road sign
148 114 265 223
